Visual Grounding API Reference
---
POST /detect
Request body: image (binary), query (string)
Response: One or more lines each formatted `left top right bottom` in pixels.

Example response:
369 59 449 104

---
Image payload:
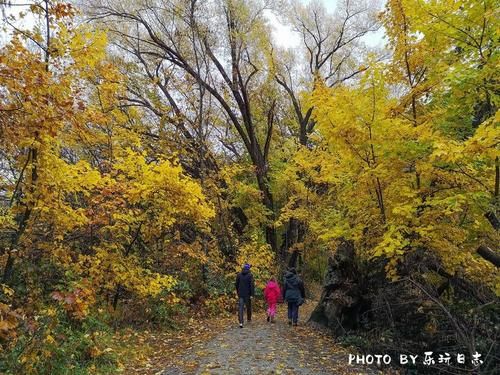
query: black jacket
283 271 305 303
235 269 255 298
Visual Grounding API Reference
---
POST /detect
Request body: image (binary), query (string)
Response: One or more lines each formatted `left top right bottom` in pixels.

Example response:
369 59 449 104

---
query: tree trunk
309 239 366 333
282 218 305 267
476 245 500 267
255 168 277 253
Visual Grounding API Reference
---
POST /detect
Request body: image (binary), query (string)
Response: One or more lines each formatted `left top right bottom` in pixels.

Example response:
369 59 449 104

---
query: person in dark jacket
283 267 305 326
235 263 255 328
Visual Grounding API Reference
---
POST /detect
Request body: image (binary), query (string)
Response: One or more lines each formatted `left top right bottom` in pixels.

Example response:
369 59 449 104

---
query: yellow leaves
0 208 16 231
305 48 498 284
1 284 15 298
312 210 352 243
112 148 214 230
45 307 57 317
69 27 108 70
85 246 177 299
463 114 500 159
236 237 276 288
431 138 467 163
26 149 102 235
148 274 177 297
372 225 409 259
0 5 215 318
222 164 271 229
44 334 56 345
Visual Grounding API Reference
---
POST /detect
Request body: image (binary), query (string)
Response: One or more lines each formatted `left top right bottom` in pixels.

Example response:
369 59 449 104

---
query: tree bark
476 245 500 267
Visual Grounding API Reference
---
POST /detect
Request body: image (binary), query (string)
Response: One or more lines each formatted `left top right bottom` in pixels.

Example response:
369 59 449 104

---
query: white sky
269 0 386 49
1 0 386 48
0 1 34 45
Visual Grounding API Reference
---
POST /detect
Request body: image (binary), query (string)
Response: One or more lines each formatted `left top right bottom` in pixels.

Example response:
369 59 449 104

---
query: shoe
239 323 243 328
293 322 298 326
267 316 270 322
271 317 275 324
288 320 292 325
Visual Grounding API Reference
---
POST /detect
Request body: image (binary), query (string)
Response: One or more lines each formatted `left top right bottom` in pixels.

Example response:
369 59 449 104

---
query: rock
310 239 369 335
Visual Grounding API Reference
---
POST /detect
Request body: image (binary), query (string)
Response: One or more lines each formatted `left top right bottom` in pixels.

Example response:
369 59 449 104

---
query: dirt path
158 303 382 375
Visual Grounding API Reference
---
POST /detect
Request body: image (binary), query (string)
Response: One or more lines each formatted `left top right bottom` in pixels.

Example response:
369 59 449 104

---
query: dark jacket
235 269 255 298
283 271 305 303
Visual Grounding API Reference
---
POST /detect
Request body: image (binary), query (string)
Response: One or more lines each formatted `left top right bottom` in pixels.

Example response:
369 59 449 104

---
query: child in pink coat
264 278 281 323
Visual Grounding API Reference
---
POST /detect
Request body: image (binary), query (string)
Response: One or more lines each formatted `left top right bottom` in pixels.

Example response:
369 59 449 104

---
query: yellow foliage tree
308 61 498 289
0 2 214 319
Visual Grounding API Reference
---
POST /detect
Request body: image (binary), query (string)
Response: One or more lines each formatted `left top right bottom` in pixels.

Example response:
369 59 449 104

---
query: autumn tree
307 0 498 367
86 0 282 254
380 0 499 267
275 0 379 146
1 4 215 371
270 0 379 266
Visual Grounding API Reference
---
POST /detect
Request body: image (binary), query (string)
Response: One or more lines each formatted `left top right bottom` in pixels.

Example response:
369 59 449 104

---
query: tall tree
275 0 379 146
1 0 56 282
87 0 280 252
273 0 379 266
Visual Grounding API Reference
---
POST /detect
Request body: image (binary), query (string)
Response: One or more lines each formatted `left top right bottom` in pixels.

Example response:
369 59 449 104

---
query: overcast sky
269 0 386 49
2 0 386 48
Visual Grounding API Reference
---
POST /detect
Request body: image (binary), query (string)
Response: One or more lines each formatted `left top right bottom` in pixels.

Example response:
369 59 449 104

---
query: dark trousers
287 301 299 323
238 297 252 324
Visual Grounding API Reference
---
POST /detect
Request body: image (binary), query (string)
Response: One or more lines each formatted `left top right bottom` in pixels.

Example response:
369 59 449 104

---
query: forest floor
115 301 394 375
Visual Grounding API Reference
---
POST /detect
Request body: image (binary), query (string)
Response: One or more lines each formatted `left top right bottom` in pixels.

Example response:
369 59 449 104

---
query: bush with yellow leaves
236 236 278 294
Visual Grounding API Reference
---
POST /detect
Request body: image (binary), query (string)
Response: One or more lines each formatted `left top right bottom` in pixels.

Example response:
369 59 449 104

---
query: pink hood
264 280 281 303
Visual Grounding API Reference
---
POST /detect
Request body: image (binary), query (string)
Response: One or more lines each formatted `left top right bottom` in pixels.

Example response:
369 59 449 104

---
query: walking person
263 277 281 323
283 267 305 326
235 263 255 328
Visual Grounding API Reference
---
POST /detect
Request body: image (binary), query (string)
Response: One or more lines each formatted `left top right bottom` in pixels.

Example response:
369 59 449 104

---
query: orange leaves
51 287 95 320
0 42 54 145
51 3 75 19
0 302 20 341
0 284 21 342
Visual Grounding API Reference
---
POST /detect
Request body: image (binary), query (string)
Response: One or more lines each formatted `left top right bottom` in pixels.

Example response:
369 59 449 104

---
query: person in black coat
235 263 255 328
283 267 305 326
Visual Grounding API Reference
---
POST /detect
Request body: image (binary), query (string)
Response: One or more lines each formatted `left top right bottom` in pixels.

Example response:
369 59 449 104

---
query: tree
0 0 213 308
307 0 498 289
272 0 378 267
87 0 280 252
275 0 379 146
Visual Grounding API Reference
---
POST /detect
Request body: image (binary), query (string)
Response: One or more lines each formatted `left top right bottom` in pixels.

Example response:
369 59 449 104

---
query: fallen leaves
111 311 234 374
112 300 389 374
